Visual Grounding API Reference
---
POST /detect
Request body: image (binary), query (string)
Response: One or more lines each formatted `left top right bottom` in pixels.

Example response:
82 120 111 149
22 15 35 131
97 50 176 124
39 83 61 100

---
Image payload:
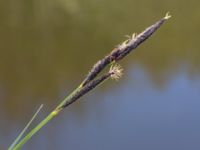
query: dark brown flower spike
81 13 171 87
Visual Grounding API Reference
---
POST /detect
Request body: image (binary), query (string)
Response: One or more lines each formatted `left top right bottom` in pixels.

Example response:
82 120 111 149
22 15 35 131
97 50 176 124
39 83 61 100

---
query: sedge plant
9 13 171 150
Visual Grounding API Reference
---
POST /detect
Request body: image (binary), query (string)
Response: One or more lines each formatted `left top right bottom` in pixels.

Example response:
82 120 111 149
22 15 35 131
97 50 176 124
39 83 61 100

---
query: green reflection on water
0 0 200 120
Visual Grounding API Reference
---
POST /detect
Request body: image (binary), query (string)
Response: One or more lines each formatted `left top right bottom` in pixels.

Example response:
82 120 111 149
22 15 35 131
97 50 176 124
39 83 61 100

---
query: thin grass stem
8 104 43 150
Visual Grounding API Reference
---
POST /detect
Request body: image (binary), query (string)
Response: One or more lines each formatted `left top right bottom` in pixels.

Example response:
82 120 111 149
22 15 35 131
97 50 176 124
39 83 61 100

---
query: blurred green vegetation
0 0 200 119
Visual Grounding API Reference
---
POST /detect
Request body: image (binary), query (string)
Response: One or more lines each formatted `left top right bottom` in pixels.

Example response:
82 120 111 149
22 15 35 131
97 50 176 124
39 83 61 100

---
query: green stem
12 110 56 150
8 105 43 150
57 84 82 109
12 85 82 150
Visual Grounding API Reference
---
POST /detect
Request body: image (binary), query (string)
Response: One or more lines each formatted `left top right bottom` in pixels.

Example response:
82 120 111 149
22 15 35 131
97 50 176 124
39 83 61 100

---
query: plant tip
164 12 171 20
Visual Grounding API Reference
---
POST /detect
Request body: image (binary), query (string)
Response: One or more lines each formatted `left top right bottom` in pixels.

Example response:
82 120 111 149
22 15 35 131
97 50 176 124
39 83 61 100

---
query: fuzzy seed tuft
109 64 123 80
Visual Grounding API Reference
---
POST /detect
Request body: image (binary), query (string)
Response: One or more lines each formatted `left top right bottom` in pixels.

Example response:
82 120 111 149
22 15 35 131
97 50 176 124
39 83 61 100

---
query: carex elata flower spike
81 12 171 87
60 12 171 109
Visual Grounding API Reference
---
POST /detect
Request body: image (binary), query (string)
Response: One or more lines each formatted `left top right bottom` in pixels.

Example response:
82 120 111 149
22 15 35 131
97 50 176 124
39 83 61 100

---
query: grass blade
8 104 43 150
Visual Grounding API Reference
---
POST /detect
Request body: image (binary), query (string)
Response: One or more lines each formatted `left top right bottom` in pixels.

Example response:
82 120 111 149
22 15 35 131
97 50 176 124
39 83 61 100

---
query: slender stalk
11 13 171 150
8 105 43 150
12 73 111 150
12 109 59 150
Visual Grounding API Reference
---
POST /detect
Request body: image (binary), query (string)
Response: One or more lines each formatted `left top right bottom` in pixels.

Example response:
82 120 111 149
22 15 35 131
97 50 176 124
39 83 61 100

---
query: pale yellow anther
164 12 171 20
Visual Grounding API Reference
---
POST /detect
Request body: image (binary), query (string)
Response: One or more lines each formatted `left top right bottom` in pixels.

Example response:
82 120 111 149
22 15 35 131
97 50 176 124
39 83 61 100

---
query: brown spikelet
81 13 171 87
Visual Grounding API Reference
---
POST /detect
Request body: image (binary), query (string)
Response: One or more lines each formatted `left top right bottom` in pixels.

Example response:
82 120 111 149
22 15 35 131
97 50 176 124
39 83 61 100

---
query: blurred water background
0 0 200 149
